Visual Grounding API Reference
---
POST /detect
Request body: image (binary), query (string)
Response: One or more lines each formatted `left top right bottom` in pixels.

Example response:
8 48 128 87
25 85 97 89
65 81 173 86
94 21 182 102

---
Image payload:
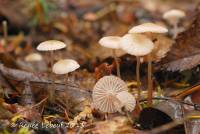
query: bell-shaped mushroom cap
129 23 168 34
99 36 121 49
116 91 136 112
25 53 43 62
52 59 80 75
92 75 127 113
120 34 154 56
37 40 67 51
163 9 186 20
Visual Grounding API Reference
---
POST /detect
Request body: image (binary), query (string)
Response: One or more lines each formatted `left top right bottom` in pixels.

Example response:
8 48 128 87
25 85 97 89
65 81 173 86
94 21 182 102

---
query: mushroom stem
50 50 54 69
112 49 121 78
65 73 68 88
49 50 55 103
147 54 153 107
2 21 8 46
173 23 178 39
136 56 141 100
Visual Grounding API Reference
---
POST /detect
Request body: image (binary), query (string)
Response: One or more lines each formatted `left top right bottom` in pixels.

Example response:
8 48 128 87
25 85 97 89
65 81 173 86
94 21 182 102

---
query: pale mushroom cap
99 36 121 49
116 91 136 112
92 75 127 113
37 40 67 51
25 53 43 62
52 59 80 74
163 9 186 20
129 23 168 34
120 34 154 56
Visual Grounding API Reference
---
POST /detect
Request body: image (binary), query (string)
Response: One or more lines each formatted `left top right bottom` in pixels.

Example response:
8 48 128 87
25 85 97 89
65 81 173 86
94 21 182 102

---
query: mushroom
116 91 136 112
163 9 185 38
37 40 67 70
92 75 127 113
120 33 154 101
128 22 168 106
99 36 121 78
25 53 43 62
52 59 80 86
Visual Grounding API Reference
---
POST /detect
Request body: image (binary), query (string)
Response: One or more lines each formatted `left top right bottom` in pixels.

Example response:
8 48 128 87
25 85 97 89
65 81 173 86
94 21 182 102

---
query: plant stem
112 49 121 78
147 54 153 106
136 56 141 100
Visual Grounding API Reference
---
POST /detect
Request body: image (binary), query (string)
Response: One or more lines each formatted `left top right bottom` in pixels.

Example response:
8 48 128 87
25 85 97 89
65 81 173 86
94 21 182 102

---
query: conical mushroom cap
37 40 67 51
116 91 136 112
129 23 168 34
99 36 121 49
52 59 80 74
120 34 154 56
92 75 127 113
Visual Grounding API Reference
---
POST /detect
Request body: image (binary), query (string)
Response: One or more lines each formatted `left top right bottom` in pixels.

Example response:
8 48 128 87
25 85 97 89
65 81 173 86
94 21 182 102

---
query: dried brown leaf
158 9 200 72
92 116 144 134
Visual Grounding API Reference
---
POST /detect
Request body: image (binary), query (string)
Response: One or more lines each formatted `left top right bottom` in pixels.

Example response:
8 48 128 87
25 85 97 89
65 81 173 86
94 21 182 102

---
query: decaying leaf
69 106 93 128
159 8 200 72
92 116 143 134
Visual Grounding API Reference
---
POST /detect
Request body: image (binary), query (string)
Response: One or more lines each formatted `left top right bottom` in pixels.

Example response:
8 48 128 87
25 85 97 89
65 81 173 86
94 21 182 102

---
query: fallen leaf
159 8 200 72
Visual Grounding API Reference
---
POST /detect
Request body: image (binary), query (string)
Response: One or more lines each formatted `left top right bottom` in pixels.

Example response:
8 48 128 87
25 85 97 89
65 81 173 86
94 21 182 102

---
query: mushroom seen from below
92 75 127 113
163 9 186 39
120 33 154 101
116 91 136 112
128 22 168 106
99 36 122 78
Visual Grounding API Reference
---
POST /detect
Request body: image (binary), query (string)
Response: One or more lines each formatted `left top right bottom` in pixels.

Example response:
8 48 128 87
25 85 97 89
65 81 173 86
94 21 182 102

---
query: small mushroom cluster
98 22 168 107
92 75 136 113
35 40 80 100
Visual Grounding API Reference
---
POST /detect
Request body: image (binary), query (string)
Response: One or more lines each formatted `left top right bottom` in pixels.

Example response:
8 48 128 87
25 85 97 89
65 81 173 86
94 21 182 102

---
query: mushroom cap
25 53 43 62
52 59 80 74
99 36 121 49
129 23 168 34
120 34 154 56
92 75 127 113
116 91 136 112
163 9 186 20
37 40 67 51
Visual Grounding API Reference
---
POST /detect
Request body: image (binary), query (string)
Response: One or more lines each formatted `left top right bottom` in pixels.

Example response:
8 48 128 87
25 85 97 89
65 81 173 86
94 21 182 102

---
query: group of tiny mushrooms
24 9 185 115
